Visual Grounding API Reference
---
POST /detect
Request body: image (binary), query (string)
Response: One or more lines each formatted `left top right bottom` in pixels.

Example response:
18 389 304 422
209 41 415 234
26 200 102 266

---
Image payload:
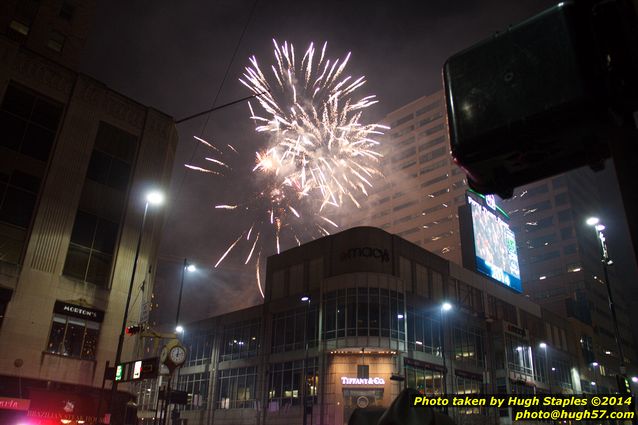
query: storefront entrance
343 388 384 424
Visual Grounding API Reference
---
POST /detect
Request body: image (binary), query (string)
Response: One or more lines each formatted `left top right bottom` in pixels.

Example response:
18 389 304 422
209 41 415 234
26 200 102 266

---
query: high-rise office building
0 1 178 423
346 90 467 264
502 168 637 383
346 89 637 393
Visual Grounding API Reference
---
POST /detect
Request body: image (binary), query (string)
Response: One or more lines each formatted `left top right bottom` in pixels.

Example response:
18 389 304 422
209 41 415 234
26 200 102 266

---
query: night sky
77 0 638 327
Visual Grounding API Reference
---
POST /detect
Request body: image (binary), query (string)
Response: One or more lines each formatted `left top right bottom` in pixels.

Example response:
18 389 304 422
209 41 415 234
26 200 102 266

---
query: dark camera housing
443 1 637 198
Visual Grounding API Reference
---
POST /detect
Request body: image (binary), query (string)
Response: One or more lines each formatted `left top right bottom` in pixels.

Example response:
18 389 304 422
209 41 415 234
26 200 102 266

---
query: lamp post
586 217 626 376
110 191 164 419
167 259 195 425
440 302 452 413
301 295 311 425
539 342 552 393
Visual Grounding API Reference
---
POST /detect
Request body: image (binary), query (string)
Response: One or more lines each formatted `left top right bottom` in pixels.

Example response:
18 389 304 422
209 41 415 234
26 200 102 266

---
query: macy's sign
340 247 390 263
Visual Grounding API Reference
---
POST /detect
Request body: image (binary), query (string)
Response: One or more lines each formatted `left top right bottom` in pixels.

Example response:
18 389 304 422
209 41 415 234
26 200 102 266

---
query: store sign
27 389 99 423
340 247 390 263
341 377 386 385
0 396 30 411
54 301 104 322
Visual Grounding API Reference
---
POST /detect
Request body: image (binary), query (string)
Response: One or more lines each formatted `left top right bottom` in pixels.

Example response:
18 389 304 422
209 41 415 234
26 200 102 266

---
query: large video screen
467 194 521 292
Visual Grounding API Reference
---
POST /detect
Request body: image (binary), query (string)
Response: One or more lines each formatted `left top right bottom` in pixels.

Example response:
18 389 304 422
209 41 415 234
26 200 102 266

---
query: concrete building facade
346 90 467 264
0 1 178 423
154 227 584 425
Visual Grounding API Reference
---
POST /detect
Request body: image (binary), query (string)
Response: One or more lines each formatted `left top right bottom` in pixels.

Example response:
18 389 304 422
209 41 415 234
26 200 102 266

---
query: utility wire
166 0 260 232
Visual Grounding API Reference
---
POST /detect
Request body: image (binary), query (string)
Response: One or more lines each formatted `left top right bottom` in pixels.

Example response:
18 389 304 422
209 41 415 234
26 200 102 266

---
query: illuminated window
221 318 261 359
46 30 66 53
267 359 318 408
46 313 100 360
405 363 443 396
8 20 30 38
217 367 257 409
177 372 210 411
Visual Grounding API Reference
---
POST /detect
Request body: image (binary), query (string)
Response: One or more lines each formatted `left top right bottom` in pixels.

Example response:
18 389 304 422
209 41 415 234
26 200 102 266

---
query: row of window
323 287 406 339
1 84 139 289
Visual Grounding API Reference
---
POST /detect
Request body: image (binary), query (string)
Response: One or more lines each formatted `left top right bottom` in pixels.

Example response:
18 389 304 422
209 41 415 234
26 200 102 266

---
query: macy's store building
160 227 576 425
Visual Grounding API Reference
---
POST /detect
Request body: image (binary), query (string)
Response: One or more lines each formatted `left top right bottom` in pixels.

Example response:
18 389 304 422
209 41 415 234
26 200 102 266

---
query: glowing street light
186 264 197 273
111 190 164 413
586 217 600 226
539 342 547 349
586 217 626 378
175 325 184 333
441 302 452 312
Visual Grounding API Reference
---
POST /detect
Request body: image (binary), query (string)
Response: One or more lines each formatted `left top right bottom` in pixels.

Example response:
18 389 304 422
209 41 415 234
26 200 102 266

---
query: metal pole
111 201 149 419
169 258 188 425
440 308 448 413
175 258 187 327
597 228 626 374
303 298 309 425
96 360 109 423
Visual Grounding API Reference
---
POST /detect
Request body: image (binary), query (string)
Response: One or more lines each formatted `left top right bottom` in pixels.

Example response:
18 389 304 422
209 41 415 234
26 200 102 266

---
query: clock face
169 346 186 365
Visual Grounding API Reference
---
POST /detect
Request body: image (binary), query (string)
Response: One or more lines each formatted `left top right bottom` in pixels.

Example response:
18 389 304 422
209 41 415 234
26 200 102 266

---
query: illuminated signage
133 360 142 379
0 396 30 411
467 194 521 293
340 377 385 385
115 365 123 381
54 301 104 322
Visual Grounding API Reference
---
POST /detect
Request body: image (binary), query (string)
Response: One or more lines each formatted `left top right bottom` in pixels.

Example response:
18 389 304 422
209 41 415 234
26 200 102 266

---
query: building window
268 359 318 409
8 20 30 39
0 288 11 330
452 324 485 367
406 305 442 356
505 335 533 377
322 288 405 340
390 114 414 128
415 100 441 116
455 375 483 413
217 367 257 409
220 318 260 360
271 306 317 353
405 364 443 396
63 210 118 287
177 372 210 411
1 83 63 161
63 122 137 287
183 331 214 367
46 31 66 53
46 313 100 359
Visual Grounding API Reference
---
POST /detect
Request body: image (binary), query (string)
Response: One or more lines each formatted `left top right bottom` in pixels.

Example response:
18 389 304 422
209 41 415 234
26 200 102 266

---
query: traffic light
125 325 142 335
616 374 632 395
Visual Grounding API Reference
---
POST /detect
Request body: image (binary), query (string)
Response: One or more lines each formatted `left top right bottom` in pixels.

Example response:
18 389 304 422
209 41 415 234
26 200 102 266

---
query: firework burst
186 40 385 298
240 39 387 210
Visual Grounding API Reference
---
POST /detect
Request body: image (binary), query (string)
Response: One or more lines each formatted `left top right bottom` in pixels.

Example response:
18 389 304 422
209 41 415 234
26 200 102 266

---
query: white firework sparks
185 41 385 299
240 39 387 210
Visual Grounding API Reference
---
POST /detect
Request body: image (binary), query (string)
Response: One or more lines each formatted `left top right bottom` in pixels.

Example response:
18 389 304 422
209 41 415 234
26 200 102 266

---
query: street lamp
166 259 196 425
301 295 312 425
586 217 626 377
110 191 164 416
539 342 552 392
440 301 452 412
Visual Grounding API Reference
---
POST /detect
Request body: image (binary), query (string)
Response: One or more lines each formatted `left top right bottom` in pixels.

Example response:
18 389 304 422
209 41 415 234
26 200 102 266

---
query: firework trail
186 40 386 298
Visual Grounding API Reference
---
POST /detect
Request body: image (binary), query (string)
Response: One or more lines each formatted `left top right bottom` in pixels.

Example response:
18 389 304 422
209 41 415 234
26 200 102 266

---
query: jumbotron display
467 193 522 292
